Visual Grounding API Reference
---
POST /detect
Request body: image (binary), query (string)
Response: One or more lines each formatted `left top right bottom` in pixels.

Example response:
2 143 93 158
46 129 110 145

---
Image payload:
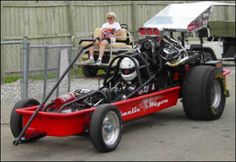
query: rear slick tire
182 65 226 120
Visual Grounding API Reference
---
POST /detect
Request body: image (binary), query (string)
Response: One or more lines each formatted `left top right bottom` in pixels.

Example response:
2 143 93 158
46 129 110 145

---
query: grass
2 71 59 83
2 67 107 83
30 72 57 80
2 75 21 83
97 69 106 76
70 67 83 78
2 72 57 83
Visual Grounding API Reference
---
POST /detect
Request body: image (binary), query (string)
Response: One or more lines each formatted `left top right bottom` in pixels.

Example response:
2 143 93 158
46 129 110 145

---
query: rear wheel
182 65 226 120
10 98 43 141
89 104 122 152
203 51 216 62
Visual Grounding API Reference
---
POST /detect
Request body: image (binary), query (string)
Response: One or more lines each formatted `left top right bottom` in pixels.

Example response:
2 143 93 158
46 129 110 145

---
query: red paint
187 22 197 31
153 28 160 36
138 27 160 36
146 28 153 35
173 72 179 81
113 86 180 121
16 86 180 138
184 64 190 72
223 68 231 76
53 92 76 109
138 27 146 36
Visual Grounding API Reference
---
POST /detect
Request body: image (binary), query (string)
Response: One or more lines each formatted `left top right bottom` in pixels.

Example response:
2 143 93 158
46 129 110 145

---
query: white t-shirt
101 22 121 31
100 22 121 42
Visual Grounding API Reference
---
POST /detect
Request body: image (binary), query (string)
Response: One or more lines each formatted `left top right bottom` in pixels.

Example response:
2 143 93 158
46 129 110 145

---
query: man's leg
98 40 109 60
88 39 100 59
85 40 100 64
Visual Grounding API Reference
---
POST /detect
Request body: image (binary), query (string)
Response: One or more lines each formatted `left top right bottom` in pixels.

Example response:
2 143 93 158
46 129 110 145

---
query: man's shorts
96 37 111 44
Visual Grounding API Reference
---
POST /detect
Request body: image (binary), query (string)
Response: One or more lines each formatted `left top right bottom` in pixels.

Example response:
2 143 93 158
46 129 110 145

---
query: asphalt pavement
1 66 235 161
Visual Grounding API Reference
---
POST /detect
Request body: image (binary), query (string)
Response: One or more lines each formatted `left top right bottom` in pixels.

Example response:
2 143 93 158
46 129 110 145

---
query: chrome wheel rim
102 111 120 146
210 80 221 109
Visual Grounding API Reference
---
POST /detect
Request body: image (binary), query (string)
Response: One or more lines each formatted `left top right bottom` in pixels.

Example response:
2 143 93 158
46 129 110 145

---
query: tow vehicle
10 1 231 152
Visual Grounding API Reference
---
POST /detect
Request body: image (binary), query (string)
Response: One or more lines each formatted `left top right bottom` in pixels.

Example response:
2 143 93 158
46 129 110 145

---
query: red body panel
19 108 94 137
16 86 180 137
114 86 180 121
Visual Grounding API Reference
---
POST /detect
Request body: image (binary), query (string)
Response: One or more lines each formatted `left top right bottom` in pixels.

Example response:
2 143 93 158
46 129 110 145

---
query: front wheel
89 104 122 152
182 65 226 120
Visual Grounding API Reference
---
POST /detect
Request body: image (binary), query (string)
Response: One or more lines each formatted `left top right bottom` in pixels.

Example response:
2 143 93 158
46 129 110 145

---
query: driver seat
80 28 133 49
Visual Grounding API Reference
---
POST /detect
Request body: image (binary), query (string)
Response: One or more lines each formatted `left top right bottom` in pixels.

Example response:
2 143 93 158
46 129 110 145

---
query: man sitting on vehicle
85 12 122 65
